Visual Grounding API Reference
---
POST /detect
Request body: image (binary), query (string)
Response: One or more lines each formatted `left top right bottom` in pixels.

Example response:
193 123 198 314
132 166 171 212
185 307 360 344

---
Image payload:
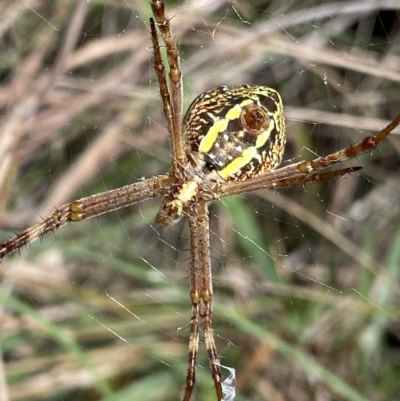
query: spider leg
151 0 186 170
150 18 175 161
296 114 400 174
219 114 400 197
185 212 201 401
187 200 223 401
219 166 361 197
271 166 362 190
0 175 169 258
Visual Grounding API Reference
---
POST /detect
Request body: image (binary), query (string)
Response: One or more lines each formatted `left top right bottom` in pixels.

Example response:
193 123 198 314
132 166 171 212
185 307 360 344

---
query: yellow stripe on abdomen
198 99 253 154
199 119 228 153
218 120 274 180
218 147 257 180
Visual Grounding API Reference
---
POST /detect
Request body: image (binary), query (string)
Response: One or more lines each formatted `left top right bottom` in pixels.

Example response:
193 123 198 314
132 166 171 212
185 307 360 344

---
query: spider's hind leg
185 200 223 401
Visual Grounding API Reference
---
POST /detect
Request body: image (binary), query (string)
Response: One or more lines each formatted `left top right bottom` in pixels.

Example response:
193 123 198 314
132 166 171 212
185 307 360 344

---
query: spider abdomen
184 85 286 182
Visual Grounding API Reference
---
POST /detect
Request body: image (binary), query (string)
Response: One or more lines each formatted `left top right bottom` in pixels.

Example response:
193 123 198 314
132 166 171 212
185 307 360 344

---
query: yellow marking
201 288 212 302
71 203 83 212
225 103 241 120
165 199 184 221
219 146 258 180
199 119 228 153
225 99 252 120
217 119 274 180
191 290 201 304
71 212 84 221
177 181 198 203
199 99 253 153
255 119 274 147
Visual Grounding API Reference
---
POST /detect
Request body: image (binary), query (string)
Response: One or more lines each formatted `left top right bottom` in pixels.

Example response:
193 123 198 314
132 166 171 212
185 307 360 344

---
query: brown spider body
0 1 399 400
185 85 286 182
156 85 286 228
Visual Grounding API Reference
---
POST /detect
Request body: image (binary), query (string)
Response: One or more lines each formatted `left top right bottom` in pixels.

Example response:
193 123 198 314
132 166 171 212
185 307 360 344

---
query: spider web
0 1 399 401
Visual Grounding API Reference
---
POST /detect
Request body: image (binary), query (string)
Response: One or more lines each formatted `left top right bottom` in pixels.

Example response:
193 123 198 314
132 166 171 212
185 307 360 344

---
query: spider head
184 85 286 182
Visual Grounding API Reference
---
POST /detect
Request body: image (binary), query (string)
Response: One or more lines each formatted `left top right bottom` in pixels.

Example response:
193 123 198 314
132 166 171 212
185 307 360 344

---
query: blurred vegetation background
0 1 399 400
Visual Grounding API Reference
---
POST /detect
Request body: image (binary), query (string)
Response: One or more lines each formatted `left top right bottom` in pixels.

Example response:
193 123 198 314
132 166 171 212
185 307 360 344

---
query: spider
1 0 399 400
